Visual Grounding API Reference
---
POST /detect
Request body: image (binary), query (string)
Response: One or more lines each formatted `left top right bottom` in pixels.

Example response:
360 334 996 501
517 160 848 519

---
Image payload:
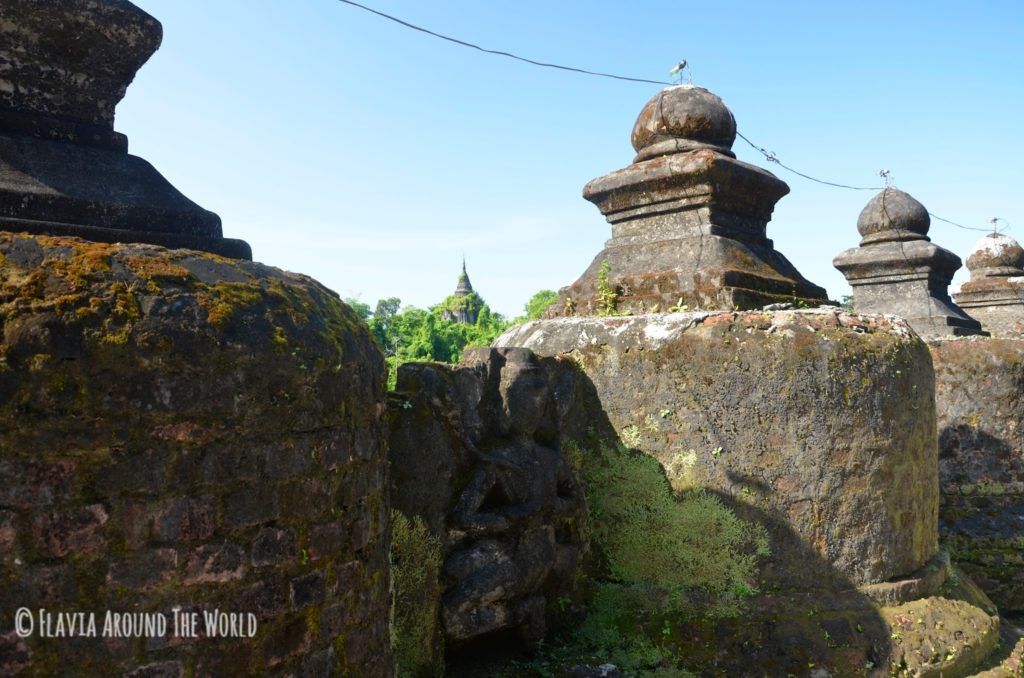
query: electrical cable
335 0 671 86
334 0 1009 234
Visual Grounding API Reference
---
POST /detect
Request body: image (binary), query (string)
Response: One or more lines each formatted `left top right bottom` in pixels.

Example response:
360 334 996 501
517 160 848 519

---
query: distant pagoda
441 259 483 324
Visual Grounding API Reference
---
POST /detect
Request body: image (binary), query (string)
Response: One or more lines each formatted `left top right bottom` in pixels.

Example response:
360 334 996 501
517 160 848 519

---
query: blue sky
123 1 1023 317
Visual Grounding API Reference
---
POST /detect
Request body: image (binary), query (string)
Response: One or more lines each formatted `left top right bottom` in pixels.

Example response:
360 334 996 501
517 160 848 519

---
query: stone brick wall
930 336 1024 615
0 234 391 675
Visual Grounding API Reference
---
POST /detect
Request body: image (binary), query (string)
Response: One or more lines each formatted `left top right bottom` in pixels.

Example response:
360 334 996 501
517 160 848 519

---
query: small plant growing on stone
620 425 643 449
596 259 619 317
669 297 689 313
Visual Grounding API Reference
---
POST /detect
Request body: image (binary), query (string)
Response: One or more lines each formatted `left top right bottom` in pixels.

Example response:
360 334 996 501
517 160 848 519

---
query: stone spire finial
833 188 984 337
0 0 251 259
952 233 1024 336
455 259 473 297
856 188 931 244
553 85 828 316
630 85 737 161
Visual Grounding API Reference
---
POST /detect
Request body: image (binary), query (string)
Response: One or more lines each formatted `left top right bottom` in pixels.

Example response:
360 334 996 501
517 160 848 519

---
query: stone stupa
554 84 828 315
0 0 251 259
953 232 1024 336
833 188 984 337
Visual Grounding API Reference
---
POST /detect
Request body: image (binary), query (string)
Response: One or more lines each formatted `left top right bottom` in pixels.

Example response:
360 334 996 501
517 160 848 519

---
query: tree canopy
345 287 558 389
346 295 511 389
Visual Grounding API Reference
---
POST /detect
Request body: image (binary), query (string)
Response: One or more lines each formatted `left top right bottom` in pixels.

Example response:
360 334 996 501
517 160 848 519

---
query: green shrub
583 441 769 619
391 510 445 677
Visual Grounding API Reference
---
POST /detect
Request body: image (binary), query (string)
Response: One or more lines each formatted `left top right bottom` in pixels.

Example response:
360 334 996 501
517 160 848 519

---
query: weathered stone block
0 510 16 559
0 459 76 509
496 308 938 588
124 660 184 678
152 496 215 543
308 523 347 563
237 580 288 621
222 483 279 528
834 189 983 338
278 478 330 521
954 233 1024 337
0 0 250 258
264 615 311 668
183 543 246 586
556 85 827 315
94 449 168 497
251 527 296 567
31 503 108 557
106 548 178 592
290 571 327 609
387 347 588 659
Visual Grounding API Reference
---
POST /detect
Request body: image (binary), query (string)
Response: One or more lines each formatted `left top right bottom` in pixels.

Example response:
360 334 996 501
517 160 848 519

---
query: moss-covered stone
0 233 391 675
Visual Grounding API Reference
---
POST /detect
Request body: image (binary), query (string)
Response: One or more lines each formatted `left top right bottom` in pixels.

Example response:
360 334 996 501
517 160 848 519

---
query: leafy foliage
360 295 511 389
490 439 769 675
522 289 558 321
344 288 561 389
390 510 444 677
437 291 484 315
582 439 770 618
343 297 372 323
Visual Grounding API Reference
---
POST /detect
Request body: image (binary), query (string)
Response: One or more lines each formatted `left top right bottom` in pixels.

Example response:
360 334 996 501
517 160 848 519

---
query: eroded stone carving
387 348 586 645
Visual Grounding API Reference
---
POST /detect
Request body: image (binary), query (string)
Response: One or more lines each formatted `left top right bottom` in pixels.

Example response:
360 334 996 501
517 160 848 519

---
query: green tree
365 294 511 389
369 296 401 354
522 289 558 320
343 297 372 322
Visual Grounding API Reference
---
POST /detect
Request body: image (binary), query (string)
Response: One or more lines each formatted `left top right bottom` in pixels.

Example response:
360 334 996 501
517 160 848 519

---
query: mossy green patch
124 257 194 283
196 281 264 329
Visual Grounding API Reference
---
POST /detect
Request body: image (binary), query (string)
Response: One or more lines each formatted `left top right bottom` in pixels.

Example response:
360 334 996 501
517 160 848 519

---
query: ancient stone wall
930 336 1024 615
492 309 1014 675
0 234 391 675
498 308 939 590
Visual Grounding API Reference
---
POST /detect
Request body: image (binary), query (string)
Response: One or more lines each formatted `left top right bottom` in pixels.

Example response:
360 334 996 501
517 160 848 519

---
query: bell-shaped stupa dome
630 85 737 162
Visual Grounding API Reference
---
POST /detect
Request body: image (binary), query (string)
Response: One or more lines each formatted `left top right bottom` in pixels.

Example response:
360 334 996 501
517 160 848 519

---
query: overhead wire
334 0 1008 235
334 0 671 86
